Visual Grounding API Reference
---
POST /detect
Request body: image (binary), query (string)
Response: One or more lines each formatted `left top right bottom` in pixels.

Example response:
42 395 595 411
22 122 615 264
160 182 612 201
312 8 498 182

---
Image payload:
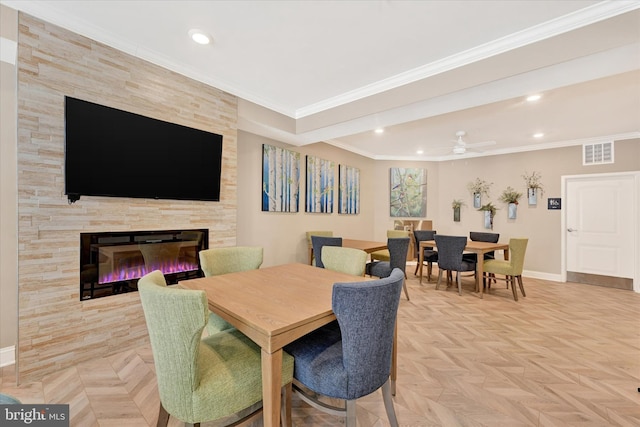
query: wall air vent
583 141 614 165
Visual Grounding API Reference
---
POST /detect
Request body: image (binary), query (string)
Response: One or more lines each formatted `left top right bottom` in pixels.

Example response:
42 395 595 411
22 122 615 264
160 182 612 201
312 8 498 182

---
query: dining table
418 240 509 298
178 262 397 427
342 238 388 254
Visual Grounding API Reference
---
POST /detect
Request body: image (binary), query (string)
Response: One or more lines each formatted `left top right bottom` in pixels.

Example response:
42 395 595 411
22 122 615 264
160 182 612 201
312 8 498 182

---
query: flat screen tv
64 96 223 203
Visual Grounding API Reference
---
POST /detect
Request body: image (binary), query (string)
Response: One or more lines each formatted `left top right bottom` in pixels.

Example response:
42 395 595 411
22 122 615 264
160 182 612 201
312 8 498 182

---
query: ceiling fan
450 131 496 154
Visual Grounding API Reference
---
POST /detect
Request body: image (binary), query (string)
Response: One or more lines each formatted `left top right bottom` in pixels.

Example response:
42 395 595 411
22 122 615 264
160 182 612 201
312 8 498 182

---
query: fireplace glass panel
80 229 207 300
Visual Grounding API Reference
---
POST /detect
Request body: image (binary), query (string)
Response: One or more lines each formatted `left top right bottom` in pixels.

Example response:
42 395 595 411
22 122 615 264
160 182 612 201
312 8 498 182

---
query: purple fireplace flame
80 229 208 300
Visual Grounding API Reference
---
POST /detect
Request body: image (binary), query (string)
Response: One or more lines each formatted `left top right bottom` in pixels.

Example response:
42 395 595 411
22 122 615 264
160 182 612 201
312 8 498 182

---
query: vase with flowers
522 171 544 205
478 202 498 229
451 199 465 222
467 178 492 208
499 186 522 219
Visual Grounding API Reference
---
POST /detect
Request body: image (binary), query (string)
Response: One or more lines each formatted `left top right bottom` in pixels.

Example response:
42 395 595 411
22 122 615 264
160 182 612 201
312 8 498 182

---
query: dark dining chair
284 268 405 427
413 230 438 280
434 235 476 296
311 236 342 269
462 231 500 263
365 237 410 300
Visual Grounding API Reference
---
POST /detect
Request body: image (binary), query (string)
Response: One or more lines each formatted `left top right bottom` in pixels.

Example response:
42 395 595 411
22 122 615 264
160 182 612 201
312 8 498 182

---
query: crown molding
294 1 640 118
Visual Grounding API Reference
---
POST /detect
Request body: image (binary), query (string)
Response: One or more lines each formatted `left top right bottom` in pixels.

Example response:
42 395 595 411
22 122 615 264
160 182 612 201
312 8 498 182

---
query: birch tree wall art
390 167 427 217
262 144 300 212
339 164 360 214
305 155 335 213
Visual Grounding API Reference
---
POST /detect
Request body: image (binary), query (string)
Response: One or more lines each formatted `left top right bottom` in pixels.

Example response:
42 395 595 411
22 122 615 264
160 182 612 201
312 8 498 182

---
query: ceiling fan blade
466 140 496 148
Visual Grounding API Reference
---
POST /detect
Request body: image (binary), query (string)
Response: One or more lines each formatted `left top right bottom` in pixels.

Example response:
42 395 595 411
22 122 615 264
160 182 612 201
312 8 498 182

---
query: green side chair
199 246 263 276
482 238 529 301
138 270 294 427
321 246 367 276
198 247 263 334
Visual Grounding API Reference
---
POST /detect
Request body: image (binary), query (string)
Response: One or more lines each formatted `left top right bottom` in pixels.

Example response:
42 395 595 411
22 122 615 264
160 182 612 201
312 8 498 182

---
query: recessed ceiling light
189 29 211 45
526 94 542 102
416 150 424 155
374 128 384 134
533 132 544 138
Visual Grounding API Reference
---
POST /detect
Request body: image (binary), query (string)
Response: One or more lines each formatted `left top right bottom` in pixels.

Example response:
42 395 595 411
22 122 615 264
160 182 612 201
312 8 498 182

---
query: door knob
567 228 577 232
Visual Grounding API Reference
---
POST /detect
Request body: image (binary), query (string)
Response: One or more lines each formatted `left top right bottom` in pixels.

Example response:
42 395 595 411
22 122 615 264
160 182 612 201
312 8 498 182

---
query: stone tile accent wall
16 13 237 382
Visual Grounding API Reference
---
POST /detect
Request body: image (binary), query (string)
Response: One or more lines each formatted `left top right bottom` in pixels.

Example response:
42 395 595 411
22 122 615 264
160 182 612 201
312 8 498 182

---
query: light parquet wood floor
2 268 639 426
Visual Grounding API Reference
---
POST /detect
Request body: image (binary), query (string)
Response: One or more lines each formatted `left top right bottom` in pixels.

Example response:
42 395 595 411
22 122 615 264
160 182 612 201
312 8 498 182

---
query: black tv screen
64 97 223 203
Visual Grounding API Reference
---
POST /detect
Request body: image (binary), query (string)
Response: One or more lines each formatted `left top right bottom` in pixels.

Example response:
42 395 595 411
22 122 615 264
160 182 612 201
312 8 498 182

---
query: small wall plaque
548 198 561 210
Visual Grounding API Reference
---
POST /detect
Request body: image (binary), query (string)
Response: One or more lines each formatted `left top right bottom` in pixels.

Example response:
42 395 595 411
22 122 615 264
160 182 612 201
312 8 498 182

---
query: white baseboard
0 345 15 367
523 270 563 282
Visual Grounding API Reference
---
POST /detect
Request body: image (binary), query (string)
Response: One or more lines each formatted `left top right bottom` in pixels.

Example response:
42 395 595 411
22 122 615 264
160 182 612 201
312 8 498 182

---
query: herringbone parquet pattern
2 268 639 426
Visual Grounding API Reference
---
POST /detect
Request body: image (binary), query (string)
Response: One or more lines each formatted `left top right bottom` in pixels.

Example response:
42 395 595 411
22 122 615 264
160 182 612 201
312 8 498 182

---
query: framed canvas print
390 168 427 217
338 164 360 214
262 144 300 212
305 155 335 213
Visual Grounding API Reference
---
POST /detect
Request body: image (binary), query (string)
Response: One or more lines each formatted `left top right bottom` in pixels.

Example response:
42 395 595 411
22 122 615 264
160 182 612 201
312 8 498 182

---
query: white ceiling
4 0 640 160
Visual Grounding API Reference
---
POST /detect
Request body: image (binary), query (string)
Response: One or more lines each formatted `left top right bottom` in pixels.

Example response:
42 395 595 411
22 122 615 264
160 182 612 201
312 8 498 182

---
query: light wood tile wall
16 13 237 382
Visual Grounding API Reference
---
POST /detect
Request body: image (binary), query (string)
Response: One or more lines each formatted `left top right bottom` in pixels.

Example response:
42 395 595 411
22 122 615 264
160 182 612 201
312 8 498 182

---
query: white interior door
566 174 635 279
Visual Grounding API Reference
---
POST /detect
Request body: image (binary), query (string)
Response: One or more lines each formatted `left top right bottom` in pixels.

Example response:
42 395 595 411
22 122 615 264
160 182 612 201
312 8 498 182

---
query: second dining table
419 239 509 298
179 262 396 427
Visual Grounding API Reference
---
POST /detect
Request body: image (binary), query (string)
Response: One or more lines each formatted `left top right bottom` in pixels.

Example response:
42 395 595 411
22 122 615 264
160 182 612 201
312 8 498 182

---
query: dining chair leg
281 383 292 427
517 275 526 297
509 275 518 301
381 379 399 427
157 403 170 427
427 262 433 281
402 279 410 301
345 400 356 427
456 272 462 295
414 263 419 275
436 270 443 290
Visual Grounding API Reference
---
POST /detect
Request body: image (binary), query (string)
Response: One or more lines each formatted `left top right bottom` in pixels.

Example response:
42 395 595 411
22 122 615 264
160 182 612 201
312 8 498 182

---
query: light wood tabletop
419 240 509 298
179 263 375 427
342 238 388 253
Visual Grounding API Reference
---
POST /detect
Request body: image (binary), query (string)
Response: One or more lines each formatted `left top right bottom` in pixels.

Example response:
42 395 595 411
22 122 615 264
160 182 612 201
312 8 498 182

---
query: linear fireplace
80 229 208 300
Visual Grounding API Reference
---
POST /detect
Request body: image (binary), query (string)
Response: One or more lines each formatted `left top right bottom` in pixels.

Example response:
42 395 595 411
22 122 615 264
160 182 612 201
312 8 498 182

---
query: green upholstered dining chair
199 246 263 277
482 238 529 301
138 270 294 427
198 246 263 335
306 231 333 265
321 246 367 276
370 230 410 263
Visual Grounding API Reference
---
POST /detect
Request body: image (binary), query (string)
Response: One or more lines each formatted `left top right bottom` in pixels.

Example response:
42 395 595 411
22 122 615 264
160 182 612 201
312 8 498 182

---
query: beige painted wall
0 5 18 353
236 131 377 265
237 134 639 276
373 140 640 276
13 13 237 382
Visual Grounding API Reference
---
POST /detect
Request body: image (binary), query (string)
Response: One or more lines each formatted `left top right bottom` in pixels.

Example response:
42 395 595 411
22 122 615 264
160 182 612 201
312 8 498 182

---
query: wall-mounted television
64 96 223 203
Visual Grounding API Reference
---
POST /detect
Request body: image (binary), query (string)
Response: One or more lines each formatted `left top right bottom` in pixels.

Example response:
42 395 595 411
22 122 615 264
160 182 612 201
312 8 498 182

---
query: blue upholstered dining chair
138 270 294 427
284 268 405 427
306 230 333 265
366 237 410 300
198 246 263 335
462 231 500 263
311 236 343 269
434 235 476 296
413 230 438 280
